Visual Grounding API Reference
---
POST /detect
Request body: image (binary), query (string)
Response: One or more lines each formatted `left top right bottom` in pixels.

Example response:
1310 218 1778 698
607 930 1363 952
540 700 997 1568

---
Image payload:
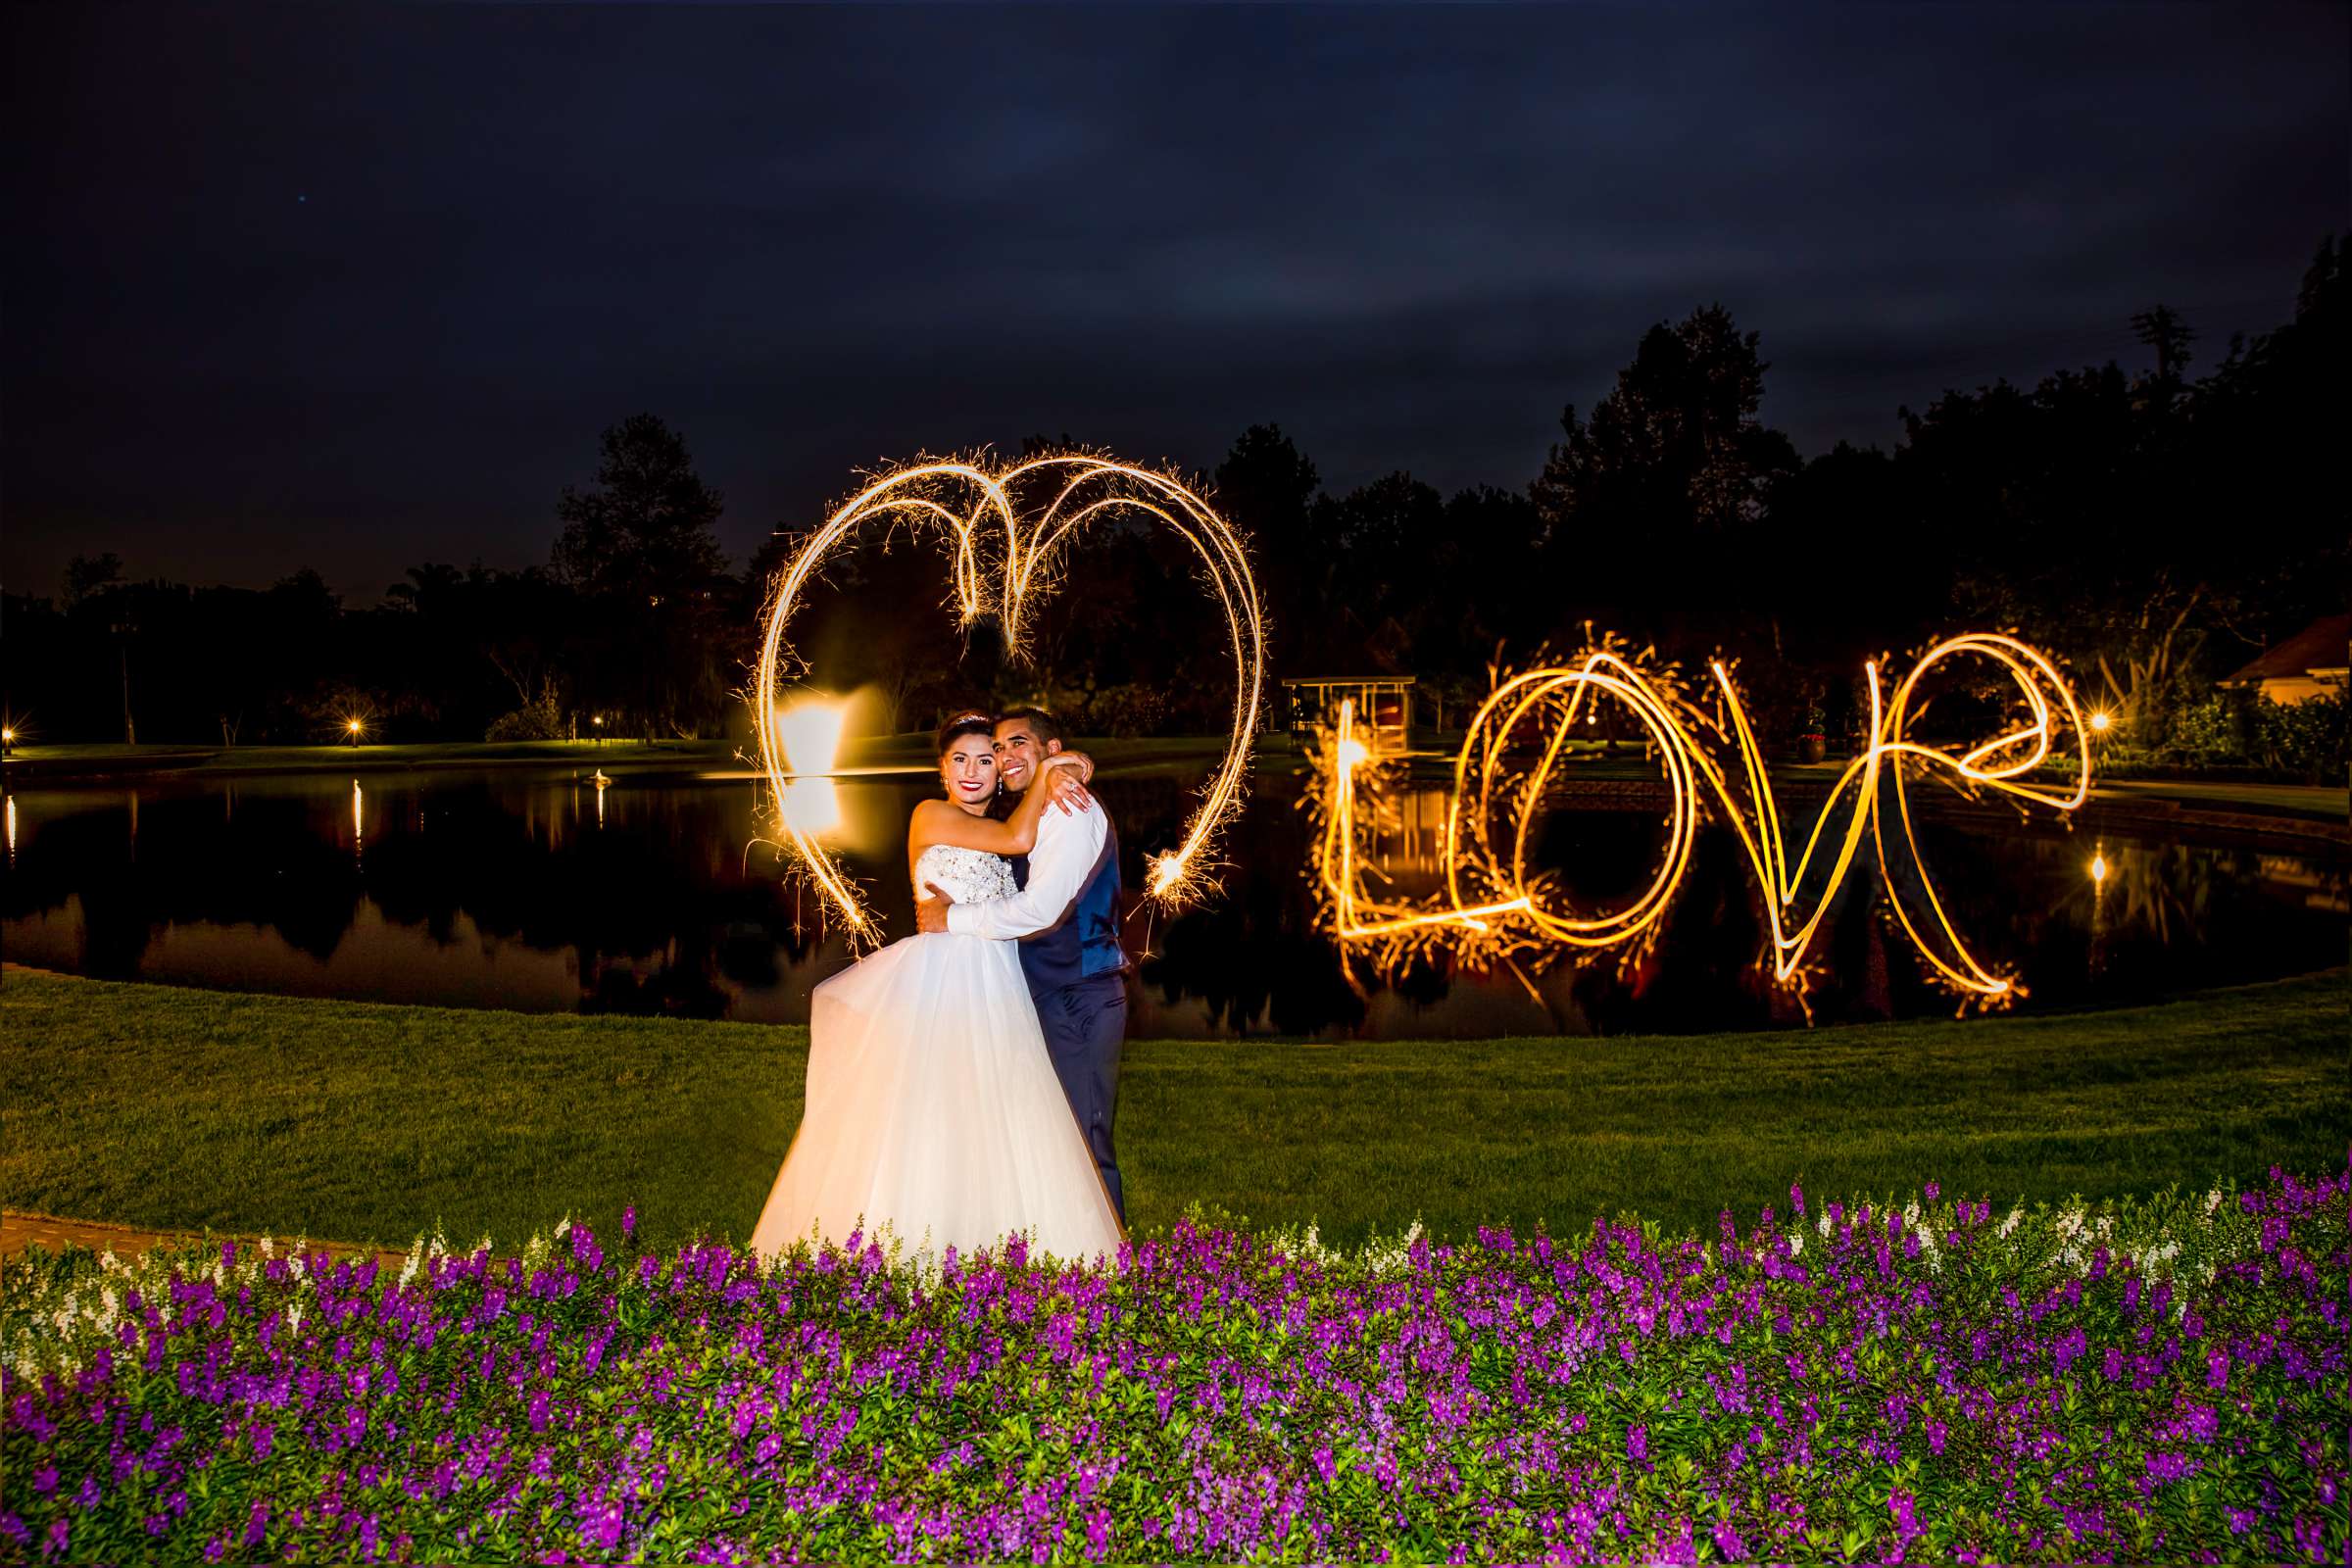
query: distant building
2218 613 2351 705
1281 676 1414 750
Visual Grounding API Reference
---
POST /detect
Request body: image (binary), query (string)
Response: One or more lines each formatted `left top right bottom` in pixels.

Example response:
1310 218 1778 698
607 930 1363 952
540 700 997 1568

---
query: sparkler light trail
750 455 1266 944
1312 632 2092 1009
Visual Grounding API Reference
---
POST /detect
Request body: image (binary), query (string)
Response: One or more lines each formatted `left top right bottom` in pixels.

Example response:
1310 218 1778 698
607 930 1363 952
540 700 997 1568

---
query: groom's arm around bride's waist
945 798 1108 942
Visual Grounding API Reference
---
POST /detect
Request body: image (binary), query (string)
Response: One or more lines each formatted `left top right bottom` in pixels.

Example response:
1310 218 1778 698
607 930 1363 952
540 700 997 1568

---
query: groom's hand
915 885 955 934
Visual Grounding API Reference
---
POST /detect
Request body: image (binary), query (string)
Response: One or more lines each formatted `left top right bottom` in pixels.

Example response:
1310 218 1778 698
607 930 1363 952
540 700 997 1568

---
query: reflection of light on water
2258 852 2352 913
352 780 364 855
2090 851 2107 885
781 777 842 837
594 769 609 828
764 699 849 843
4 794 15 861
1358 786 1462 880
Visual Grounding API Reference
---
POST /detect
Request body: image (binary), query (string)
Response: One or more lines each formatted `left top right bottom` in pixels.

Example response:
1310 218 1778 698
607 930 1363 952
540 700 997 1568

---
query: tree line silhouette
5 239 2342 777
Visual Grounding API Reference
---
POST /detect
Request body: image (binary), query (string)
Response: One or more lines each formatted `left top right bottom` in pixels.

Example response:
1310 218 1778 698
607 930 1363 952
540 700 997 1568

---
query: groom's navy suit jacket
1008 813 1127 993
947 801 1131 1221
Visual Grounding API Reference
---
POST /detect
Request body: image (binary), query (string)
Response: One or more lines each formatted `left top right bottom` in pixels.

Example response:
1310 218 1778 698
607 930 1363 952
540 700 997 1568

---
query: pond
3 763 2342 1037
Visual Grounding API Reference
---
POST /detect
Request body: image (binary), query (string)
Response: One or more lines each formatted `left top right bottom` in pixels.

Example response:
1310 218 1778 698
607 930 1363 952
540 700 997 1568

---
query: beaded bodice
914 842 1018 906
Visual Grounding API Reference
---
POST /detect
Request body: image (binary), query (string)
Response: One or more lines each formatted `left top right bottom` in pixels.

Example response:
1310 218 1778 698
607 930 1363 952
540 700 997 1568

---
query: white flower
285 1302 305 1334
1818 1211 1831 1239
399 1252 420 1290
1788 1229 1804 1258
1996 1205 2022 1239
259 1235 275 1258
554 1216 572 1240
98 1248 120 1273
2203 1190 2223 1218
1901 1200 1920 1230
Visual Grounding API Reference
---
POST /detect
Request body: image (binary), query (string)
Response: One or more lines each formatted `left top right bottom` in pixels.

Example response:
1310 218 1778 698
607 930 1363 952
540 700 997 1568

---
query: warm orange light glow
2089 709 2113 733
750 455 1265 943
2090 852 2108 884
1312 632 2092 1009
1 727 14 744
775 700 847 777
346 717 363 733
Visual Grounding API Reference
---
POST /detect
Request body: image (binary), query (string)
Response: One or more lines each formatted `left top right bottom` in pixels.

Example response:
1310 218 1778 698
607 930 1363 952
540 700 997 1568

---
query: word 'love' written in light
1313 634 2093 1008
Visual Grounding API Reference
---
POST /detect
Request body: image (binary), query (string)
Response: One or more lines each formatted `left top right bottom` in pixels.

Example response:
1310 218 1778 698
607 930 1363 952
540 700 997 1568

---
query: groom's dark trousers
1010 820 1130 1222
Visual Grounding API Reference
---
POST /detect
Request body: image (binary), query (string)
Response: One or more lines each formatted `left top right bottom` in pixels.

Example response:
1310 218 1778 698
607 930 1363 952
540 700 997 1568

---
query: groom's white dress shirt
945 797 1107 941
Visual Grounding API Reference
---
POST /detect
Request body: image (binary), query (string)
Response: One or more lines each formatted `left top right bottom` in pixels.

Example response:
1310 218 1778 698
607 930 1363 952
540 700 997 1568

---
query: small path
2 1209 405 1272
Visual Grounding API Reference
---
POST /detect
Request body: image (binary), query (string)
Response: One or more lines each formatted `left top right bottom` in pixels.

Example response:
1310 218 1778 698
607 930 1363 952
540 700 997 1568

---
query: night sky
4 5 2343 603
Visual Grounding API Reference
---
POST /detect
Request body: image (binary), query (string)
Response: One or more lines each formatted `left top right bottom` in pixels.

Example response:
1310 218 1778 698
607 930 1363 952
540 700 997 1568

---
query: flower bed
3 1172 2344 1564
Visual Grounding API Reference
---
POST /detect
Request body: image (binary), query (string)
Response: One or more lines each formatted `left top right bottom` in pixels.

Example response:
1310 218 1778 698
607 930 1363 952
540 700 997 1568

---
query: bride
748 711 1127 1266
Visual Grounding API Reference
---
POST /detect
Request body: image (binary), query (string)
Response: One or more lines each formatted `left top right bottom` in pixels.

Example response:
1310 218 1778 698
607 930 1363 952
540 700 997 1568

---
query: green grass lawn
4 967 2342 1254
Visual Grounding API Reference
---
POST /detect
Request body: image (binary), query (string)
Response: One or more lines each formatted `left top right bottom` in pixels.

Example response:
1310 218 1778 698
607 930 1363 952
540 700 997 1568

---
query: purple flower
1789 1183 1805 1217
1626 1424 1647 1464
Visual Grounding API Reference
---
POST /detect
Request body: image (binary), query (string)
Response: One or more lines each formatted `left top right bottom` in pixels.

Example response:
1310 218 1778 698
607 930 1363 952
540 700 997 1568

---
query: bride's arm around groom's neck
946 796 1107 941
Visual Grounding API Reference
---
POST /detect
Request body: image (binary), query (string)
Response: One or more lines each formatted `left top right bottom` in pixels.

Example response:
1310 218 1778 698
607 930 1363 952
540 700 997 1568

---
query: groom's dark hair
997 705 1062 749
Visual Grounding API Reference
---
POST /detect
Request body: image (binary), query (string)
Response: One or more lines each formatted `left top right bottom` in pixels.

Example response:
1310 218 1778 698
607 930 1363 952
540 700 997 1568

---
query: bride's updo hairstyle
935 711 996 761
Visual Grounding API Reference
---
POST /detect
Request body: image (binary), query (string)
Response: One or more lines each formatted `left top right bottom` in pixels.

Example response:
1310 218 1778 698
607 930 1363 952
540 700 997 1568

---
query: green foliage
484 691 567 742
2253 689 2350 781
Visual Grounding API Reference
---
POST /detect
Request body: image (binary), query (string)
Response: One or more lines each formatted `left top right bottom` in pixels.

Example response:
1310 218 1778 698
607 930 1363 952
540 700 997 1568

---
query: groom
915 706 1130 1220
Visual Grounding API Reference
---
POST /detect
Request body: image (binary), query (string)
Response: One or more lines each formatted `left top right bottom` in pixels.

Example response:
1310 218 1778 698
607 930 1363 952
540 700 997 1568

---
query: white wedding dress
748 843 1127 1266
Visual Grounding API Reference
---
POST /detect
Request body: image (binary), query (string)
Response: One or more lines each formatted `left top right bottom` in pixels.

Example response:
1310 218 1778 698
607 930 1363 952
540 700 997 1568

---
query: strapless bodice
914 842 1018 906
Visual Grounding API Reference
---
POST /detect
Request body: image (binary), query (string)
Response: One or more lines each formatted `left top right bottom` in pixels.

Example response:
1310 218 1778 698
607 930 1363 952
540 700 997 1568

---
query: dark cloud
4 4 2342 599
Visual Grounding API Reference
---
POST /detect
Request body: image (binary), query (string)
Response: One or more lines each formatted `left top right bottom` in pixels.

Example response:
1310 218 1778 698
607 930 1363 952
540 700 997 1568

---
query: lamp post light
592 714 604 748
346 716 364 749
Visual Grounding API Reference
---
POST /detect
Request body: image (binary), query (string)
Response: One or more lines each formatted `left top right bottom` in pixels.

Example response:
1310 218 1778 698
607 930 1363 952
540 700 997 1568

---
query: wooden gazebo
1280 676 1414 750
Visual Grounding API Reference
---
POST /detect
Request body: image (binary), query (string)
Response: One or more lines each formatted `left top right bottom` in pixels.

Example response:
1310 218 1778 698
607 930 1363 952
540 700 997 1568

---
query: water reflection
0 766 2341 1037
779 777 841 838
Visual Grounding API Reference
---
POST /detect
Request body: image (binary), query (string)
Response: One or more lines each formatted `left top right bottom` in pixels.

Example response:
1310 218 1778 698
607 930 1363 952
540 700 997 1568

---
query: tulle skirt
748 931 1126 1267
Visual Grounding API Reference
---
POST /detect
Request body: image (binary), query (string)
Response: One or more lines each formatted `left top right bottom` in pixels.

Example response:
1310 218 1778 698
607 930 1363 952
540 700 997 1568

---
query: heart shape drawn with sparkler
750 455 1267 946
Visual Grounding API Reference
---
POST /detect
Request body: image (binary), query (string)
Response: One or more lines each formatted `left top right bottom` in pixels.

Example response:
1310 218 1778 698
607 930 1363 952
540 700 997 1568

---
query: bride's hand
1042 752 1094 814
